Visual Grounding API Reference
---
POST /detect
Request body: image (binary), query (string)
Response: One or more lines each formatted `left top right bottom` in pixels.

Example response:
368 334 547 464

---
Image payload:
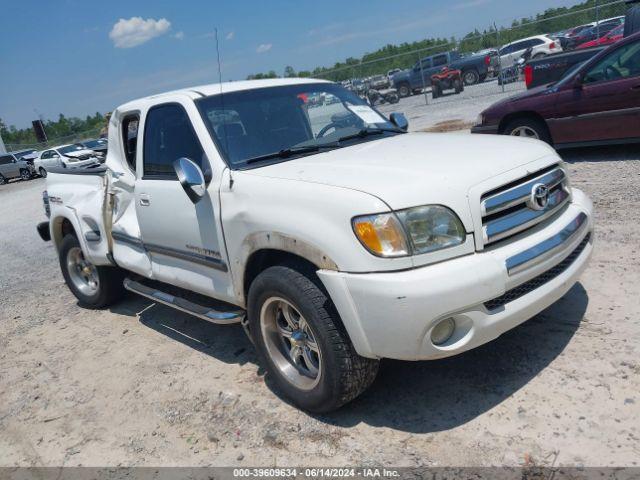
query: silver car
0 153 35 185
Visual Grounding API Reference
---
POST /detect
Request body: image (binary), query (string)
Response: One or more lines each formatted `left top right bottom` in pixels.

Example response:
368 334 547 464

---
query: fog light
431 318 456 346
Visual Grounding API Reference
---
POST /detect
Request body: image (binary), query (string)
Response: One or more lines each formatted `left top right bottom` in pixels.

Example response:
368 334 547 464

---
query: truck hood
64 149 98 160
247 132 559 227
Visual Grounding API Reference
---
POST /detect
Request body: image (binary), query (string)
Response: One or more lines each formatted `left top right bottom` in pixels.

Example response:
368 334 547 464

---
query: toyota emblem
529 183 549 210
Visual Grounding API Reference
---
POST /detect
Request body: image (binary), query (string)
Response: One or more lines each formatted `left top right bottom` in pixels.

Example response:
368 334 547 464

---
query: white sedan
34 144 101 177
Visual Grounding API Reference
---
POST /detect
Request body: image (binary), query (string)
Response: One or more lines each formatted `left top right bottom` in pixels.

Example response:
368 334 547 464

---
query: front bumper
471 124 499 135
318 189 593 360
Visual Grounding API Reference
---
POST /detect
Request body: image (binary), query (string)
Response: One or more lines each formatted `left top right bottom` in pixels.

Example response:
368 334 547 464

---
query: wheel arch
237 232 339 306
498 111 553 142
51 215 79 252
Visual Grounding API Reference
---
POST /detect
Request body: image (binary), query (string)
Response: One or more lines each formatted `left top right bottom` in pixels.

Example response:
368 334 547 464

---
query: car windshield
14 149 36 159
59 145 85 154
83 139 107 148
196 83 403 169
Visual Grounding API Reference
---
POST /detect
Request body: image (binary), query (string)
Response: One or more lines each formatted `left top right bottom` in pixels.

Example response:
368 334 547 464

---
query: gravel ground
0 142 639 468
378 78 525 131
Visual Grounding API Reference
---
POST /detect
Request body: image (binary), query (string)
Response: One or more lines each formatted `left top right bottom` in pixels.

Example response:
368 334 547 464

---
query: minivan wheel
39 168 47 178
20 169 31 181
59 234 125 309
504 117 552 144
0 174 6 185
248 264 379 412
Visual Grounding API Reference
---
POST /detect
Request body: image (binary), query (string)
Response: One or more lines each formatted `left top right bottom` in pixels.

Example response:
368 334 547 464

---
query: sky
0 0 582 128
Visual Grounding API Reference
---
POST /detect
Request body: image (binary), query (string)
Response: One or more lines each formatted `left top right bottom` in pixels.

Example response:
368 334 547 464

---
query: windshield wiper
336 127 405 143
244 144 339 165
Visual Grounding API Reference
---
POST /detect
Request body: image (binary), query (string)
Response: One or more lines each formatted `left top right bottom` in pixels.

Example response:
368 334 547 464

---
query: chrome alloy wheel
260 297 322 390
67 246 99 296
510 126 540 139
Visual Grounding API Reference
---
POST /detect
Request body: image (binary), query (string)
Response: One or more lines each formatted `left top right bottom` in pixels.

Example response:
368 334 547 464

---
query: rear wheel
59 234 125 308
0 174 6 185
39 168 47 178
20 169 31 181
462 69 480 85
248 264 379 412
503 117 551 144
533 52 547 59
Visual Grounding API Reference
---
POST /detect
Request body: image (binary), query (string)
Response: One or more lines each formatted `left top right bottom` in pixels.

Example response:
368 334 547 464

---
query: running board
123 278 244 325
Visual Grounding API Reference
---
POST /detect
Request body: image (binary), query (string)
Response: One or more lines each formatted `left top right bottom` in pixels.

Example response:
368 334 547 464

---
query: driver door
551 38 640 144
134 100 235 303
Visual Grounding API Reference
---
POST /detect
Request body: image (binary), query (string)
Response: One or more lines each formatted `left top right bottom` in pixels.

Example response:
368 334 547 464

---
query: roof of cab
114 77 332 113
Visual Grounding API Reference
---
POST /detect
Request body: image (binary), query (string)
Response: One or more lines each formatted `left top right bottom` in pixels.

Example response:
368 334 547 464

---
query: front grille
484 232 590 311
480 165 570 248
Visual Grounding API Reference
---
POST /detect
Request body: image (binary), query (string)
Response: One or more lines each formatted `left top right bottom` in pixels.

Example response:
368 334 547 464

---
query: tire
454 78 463 94
397 83 411 98
503 117 552 144
533 52 547 59
248 264 379 412
20 169 31 181
59 234 125 309
39 167 47 178
462 69 480 85
0 174 6 185
432 83 441 99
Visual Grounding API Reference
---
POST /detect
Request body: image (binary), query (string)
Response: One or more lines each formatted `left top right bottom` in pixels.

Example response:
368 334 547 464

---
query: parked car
392 50 497 97
472 33 640 148
0 152 35 184
523 46 606 89
566 19 624 50
12 148 39 171
37 78 593 412
387 68 401 79
498 35 562 68
368 74 391 90
578 23 625 49
77 138 108 162
34 144 101 177
556 23 597 50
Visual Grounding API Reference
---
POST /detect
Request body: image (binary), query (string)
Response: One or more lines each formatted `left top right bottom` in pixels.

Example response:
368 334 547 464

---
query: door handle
139 194 151 206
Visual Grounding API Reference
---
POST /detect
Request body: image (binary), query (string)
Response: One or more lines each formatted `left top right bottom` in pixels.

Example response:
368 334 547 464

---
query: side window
530 39 545 47
143 104 204 179
433 55 448 67
584 40 640 84
0 155 12 165
41 150 52 159
121 114 139 172
500 44 513 56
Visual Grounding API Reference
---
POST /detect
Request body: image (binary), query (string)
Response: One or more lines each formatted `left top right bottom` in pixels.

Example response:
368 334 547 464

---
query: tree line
247 0 625 81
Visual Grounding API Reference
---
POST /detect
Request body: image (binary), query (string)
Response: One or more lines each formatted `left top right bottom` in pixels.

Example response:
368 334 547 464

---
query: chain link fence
316 0 628 107
5 127 103 153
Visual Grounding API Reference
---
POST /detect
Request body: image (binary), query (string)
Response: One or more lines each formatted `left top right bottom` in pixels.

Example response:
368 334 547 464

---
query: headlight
352 206 465 257
352 213 409 257
395 205 466 255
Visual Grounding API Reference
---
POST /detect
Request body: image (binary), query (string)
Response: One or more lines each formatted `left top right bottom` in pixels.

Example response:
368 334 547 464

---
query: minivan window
0 155 13 165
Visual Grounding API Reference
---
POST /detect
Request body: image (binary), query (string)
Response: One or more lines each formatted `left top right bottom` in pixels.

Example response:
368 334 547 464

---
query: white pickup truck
37 78 594 412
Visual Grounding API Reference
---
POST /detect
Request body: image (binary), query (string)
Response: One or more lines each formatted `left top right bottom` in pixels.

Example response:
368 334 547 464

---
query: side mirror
174 157 206 204
389 112 409 131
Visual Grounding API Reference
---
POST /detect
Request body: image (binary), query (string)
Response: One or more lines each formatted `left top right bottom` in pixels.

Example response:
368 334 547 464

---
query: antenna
214 27 230 167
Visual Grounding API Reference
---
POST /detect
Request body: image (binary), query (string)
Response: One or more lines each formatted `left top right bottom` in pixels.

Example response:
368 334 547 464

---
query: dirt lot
1 143 639 467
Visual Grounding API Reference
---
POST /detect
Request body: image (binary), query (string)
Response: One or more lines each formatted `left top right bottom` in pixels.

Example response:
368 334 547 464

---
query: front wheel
20 169 31 181
503 117 552 144
0 174 6 185
39 167 47 178
248 264 379 412
397 83 411 98
59 234 125 308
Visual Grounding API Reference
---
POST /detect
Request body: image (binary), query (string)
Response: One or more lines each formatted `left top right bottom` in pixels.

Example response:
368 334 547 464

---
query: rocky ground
0 143 638 467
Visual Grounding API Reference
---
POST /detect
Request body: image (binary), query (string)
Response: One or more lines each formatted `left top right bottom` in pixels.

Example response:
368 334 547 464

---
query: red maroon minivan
472 32 640 148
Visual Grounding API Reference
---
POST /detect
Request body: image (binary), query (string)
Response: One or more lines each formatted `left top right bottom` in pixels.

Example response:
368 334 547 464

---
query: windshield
14 149 36 159
83 139 107 148
59 144 85 154
196 83 401 169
